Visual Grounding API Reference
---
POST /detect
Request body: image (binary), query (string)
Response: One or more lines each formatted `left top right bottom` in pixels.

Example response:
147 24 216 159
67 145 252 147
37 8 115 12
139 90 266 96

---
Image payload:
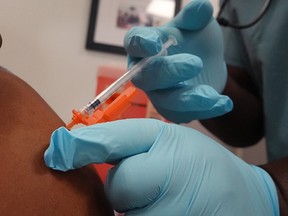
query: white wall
0 0 266 164
0 0 127 123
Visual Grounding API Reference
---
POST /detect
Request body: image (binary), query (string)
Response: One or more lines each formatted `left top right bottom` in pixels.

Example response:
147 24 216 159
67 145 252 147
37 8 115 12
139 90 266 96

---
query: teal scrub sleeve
44 119 279 216
123 0 233 123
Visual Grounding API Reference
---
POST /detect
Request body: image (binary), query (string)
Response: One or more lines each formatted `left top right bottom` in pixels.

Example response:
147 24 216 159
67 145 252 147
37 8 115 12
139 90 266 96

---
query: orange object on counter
66 86 137 130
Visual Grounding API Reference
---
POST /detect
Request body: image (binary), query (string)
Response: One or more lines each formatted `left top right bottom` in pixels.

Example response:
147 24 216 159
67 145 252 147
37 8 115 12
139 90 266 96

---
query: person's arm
0 66 114 215
200 65 264 147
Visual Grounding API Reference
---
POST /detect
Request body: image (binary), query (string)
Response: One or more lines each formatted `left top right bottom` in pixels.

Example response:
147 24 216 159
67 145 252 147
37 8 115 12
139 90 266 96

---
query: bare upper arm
0 66 114 215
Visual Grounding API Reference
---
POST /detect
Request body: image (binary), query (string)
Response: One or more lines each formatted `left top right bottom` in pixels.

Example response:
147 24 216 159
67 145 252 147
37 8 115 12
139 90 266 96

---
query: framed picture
86 0 181 55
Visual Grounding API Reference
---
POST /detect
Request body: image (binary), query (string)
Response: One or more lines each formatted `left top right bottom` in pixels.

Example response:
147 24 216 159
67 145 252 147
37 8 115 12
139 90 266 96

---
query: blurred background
0 0 266 164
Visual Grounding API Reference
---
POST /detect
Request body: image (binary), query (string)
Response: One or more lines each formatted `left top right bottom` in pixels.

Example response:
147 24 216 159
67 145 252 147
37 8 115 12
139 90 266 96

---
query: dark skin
0 33 114 215
0 56 114 214
201 65 288 215
201 66 264 147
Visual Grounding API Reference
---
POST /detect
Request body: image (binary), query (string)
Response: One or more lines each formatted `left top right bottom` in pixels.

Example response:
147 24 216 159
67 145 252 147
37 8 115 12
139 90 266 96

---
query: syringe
79 35 177 117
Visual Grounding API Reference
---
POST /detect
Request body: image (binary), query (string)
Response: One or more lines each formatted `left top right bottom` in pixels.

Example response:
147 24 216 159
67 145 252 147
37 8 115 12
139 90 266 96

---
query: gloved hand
44 119 279 216
124 0 233 123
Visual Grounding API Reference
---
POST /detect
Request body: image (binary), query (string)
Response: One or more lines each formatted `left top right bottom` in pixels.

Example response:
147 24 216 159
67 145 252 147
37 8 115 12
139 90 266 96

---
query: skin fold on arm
0 66 114 216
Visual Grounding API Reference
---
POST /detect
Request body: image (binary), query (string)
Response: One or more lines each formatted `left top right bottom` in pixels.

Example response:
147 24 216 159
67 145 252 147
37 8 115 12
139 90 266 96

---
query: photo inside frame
94 0 176 47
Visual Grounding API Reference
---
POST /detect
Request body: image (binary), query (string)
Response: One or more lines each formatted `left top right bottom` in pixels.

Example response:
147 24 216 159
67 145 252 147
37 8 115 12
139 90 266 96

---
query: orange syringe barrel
66 86 137 130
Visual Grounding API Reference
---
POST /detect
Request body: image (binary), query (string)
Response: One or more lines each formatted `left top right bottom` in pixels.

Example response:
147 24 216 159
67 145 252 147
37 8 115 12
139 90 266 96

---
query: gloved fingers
131 54 203 91
167 0 213 31
124 27 164 58
44 119 166 171
124 26 182 63
105 153 169 213
155 96 233 123
148 85 233 121
149 84 232 111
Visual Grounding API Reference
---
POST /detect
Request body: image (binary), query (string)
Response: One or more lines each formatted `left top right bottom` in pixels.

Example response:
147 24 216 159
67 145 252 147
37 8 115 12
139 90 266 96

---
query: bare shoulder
0 67 114 215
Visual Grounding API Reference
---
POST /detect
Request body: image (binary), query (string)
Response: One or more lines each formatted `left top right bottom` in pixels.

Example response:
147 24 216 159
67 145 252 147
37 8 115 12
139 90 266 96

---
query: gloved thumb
168 0 213 30
44 119 164 171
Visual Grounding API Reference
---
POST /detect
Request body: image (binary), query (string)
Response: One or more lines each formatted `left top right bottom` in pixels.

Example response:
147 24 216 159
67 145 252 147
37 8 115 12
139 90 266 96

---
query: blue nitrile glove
44 119 279 216
124 0 233 123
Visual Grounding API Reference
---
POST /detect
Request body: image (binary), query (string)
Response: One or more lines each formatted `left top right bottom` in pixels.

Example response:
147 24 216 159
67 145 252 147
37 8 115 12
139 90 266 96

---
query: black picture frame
86 0 181 55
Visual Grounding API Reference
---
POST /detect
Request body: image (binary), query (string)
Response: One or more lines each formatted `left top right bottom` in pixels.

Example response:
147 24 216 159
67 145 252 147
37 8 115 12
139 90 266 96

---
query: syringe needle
81 36 177 116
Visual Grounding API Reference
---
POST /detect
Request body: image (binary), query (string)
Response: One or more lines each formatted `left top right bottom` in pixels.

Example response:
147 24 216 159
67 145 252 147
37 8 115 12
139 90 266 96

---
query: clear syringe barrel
80 36 177 115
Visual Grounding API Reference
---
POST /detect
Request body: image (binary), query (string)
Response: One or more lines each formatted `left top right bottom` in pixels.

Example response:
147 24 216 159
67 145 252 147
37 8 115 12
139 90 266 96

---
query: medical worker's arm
200 66 264 146
45 119 280 215
0 66 114 215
